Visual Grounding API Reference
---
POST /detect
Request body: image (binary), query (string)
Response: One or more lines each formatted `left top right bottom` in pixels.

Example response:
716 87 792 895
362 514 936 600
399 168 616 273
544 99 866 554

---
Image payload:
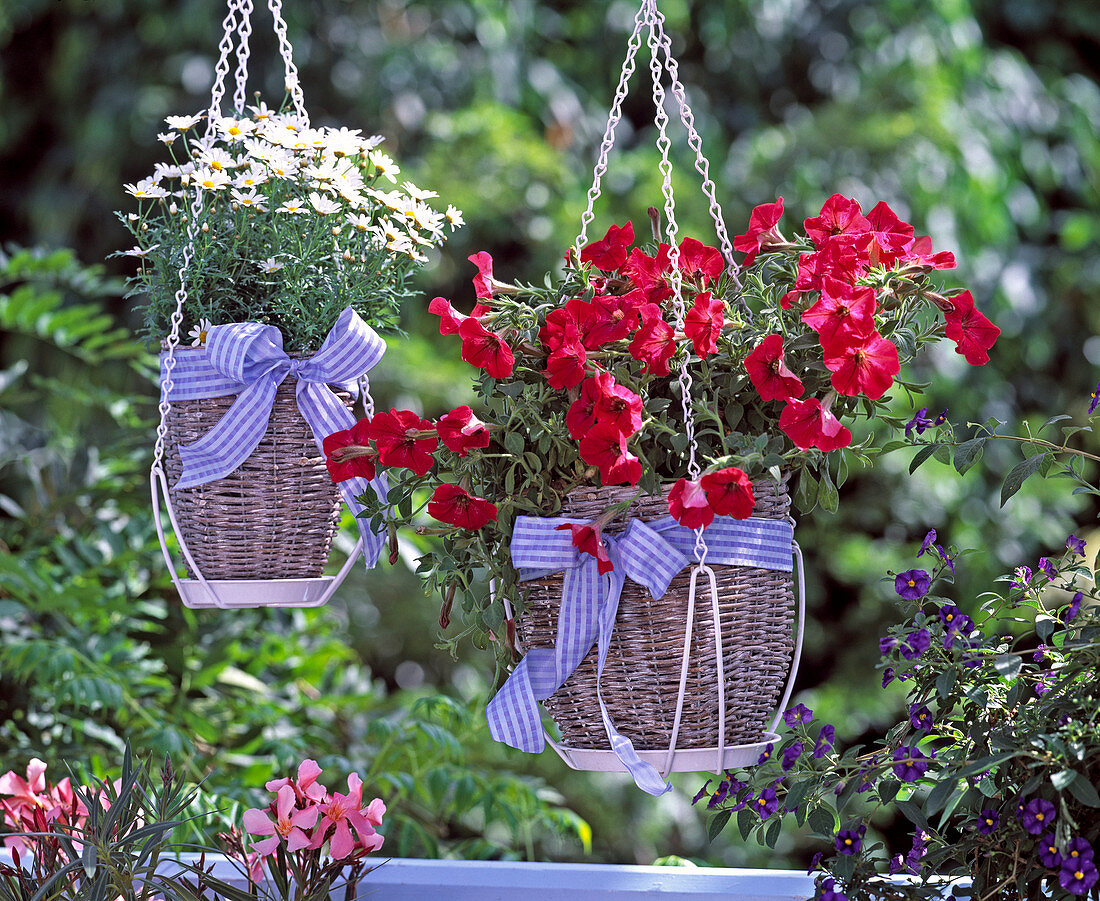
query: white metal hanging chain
201 0 244 147
645 0 708 565
648 6 738 284
572 3 648 259
269 0 309 124
232 0 256 115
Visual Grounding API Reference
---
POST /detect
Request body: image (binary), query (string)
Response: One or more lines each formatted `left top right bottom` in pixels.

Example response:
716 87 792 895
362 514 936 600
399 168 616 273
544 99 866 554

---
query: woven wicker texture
516 480 795 751
163 357 349 580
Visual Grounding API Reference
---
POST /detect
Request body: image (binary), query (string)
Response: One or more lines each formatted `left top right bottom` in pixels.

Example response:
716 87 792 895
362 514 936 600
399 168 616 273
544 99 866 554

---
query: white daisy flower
194 168 231 191
164 112 203 131
198 148 236 172
247 101 280 122
368 150 399 183
121 244 159 258
259 257 285 274
276 198 308 214
308 192 342 215
233 170 268 189
323 128 365 159
156 131 178 145
124 178 169 199
346 212 372 232
445 205 465 230
402 181 439 202
188 318 214 347
215 116 255 141
231 188 268 211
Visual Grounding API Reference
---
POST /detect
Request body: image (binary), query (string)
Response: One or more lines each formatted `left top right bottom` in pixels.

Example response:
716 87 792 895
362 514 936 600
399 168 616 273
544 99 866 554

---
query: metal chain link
645 0 707 565
649 5 738 282
572 3 648 259
232 0 256 114
202 0 244 147
269 0 309 125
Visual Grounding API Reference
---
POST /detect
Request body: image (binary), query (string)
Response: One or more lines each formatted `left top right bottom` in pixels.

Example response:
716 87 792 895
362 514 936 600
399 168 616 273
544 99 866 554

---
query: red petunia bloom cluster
735 194 1000 451
322 405 497 530
430 253 516 379
668 467 756 529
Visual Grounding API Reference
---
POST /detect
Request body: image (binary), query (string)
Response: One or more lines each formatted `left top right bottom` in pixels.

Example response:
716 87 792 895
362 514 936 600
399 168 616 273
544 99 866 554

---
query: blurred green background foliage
1 0 1099 870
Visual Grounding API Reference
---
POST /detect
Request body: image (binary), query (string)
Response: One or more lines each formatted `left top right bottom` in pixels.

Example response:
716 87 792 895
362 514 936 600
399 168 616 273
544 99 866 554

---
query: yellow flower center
229 126 242 135
211 160 223 171
907 579 916 587
201 178 216 188
1076 871 1084 880
1036 812 1045 821
199 329 208 343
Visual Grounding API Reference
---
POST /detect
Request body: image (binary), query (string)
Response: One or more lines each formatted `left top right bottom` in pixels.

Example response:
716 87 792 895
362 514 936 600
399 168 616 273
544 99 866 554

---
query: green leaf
794 470 818 512
737 807 756 841
925 777 957 816
503 431 524 456
909 444 939 474
1066 773 1100 808
936 667 957 699
764 816 782 848
957 751 1018 781
993 654 1022 679
894 799 930 831
953 438 986 475
1000 453 1046 506
707 808 732 842
1052 769 1077 790
807 806 837 836
817 467 839 513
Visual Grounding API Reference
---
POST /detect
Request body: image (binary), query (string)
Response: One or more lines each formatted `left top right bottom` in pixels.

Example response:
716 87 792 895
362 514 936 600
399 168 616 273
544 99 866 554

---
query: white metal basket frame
150 0 366 609
527 0 805 778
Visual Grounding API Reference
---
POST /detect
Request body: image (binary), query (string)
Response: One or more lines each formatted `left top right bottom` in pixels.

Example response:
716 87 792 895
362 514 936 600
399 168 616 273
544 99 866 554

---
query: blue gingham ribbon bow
486 512 794 795
161 306 388 568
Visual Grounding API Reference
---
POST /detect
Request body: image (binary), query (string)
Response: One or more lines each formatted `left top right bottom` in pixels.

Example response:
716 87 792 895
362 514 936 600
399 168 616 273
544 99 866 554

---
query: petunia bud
387 522 399 566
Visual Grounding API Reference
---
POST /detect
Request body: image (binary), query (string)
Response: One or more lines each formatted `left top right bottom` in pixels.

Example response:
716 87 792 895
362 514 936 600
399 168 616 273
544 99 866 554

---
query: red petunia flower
744 334 804 403
428 296 490 336
732 196 784 267
322 418 376 482
677 237 724 284
801 276 877 349
567 376 602 439
628 305 677 375
899 235 956 272
468 251 497 299
700 467 755 519
865 200 914 266
592 370 644 437
683 291 725 357
458 317 515 379
427 483 498 530
943 290 999 365
668 478 715 529
580 221 635 272
584 293 641 349
794 240 866 293
544 345 588 389
366 409 438 476
779 398 853 452
622 245 673 303
823 331 900 399
555 522 613 574
803 194 870 249
540 304 584 354
578 420 642 485
436 405 491 456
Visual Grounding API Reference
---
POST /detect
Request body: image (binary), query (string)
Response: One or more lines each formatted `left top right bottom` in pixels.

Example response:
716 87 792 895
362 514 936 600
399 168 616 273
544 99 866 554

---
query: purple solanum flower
807 851 823 874
1060 858 1099 895
905 407 933 438
835 825 866 855
757 743 774 765
783 703 813 727
691 779 712 805
892 745 931 782
908 703 934 732
813 724 835 759
781 741 804 772
752 787 779 820
975 809 999 835
1090 380 1100 415
1065 836 1095 864
1014 565 1033 587
1068 534 1087 556
1067 591 1083 623
933 409 948 426
881 667 895 688
818 877 848 901
1038 556 1057 580
918 529 937 557
1019 797 1056 835
900 629 931 660
895 569 931 600
1039 833 1064 868
880 636 898 655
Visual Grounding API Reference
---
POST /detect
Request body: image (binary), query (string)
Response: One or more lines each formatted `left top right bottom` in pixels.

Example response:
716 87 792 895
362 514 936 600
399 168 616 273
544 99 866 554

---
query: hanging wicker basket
161 351 350 581
515 479 796 755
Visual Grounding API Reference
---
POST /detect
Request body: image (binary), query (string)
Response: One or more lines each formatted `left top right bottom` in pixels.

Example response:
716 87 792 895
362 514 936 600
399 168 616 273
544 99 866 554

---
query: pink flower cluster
0 758 94 855
243 760 385 865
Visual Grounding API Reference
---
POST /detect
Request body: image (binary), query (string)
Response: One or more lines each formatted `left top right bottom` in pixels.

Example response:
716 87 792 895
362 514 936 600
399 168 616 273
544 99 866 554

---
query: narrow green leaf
807 806 837 836
993 654 1022 679
1067 774 1100 808
953 438 986 475
909 444 939 474
707 809 732 842
925 777 957 816
936 667 957 699
1000 453 1046 506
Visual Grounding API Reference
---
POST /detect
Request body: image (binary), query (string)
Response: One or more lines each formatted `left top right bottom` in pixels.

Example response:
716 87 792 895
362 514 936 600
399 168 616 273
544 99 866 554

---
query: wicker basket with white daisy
118 1 460 609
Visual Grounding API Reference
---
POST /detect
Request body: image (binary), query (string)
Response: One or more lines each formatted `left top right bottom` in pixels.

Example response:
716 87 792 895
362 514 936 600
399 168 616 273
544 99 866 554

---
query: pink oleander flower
265 758 326 805
243 784 320 857
311 773 385 860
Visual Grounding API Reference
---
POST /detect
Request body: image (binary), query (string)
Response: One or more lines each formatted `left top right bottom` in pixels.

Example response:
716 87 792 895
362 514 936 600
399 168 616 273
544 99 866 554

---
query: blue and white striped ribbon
487 512 794 795
161 306 388 569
